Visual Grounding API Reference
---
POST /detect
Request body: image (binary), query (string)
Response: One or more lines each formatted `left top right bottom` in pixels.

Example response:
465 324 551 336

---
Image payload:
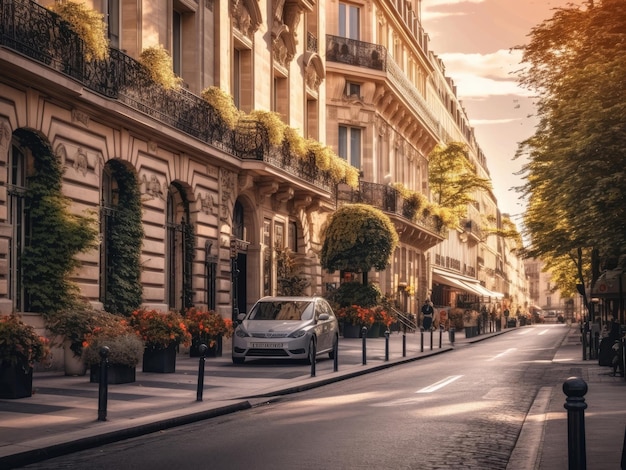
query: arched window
166 183 192 311
8 140 31 311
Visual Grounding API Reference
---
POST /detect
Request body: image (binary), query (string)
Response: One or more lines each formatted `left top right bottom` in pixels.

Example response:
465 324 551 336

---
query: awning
591 269 626 298
433 268 504 300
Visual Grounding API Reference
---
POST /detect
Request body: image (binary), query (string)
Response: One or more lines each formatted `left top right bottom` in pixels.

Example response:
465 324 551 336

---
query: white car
232 296 339 365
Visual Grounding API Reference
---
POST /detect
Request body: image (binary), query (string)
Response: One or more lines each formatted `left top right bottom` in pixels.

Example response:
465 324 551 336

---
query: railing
306 31 318 53
326 35 440 138
0 0 333 192
336 180 445 235
393 308 418 333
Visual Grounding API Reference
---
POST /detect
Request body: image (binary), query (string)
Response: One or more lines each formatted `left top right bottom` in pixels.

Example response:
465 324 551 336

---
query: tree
428 142 492 229
516 0 626 301
320 204 399 283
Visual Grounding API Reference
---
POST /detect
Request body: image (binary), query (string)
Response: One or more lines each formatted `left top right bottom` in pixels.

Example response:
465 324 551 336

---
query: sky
420 0 578 228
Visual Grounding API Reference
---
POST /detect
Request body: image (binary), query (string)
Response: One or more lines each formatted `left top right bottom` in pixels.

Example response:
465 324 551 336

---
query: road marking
487 348 517 361
538 329 549 335
416 375 463 393
517 329 531 335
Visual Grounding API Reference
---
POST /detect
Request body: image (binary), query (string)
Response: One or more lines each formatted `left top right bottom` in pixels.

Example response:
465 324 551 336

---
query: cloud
421 0 485 21
436 50 532 99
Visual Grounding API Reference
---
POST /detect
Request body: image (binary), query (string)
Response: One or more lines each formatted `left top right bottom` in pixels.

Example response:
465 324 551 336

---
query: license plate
251 342 283 349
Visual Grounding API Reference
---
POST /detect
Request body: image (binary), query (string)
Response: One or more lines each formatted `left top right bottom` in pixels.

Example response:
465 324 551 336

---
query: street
23 325 571 470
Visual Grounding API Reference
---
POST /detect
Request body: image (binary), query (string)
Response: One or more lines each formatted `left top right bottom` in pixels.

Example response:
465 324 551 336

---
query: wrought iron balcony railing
0 0 333 191
326 35 440 138
336 180 445 236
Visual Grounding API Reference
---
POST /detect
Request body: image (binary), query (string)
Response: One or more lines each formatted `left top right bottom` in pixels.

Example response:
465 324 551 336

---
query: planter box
90 364 136 384
0 363 33 399
142 344 177 373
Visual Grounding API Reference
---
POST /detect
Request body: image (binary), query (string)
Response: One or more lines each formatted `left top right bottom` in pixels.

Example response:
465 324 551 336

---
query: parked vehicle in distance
232 296 339 365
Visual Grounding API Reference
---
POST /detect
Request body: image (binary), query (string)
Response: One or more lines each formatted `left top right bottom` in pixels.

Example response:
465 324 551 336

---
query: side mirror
237 313 246 322
318 313 330 322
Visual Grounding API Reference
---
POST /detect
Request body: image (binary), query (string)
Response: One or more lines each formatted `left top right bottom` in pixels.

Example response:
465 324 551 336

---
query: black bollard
384 330 390 361
97 346 110 422
439 326 443 349
196 344 208 401
563 377 588 470
333 337 339 372
361 326 367 365
430 328 433 351
420 328 424 352
582 329 588 361
402 333 406 357
449 327 455 345
310 340 317 377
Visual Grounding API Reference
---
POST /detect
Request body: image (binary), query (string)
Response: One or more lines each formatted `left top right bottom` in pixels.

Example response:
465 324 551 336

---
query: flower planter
366 322 381 338
342 323 362 338
189 335 222 357
90 363 136 384
0 363 33 399
64 342 87 376
142 344 177 373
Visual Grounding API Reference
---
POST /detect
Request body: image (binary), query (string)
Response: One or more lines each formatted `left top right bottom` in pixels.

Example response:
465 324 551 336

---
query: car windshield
248 300 314 321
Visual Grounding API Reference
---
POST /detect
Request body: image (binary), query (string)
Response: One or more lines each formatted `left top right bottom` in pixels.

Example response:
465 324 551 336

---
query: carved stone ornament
199 192 218 215
73 147 89 176
232 0 261 39
141 173 165 200
0 120 10 152
71 109 90 127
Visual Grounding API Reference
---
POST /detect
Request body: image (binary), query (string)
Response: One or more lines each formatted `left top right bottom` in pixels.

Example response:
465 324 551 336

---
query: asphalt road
23 325 571 470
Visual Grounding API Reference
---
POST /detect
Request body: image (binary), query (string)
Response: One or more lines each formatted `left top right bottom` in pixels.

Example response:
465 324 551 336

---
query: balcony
326 35 440 139
336 180 445 251
0 0 333 192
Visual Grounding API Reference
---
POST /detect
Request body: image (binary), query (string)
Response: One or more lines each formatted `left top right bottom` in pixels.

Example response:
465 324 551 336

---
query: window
263 219 272 296
339 2 360 39
172 9 182 75
8 142 30 311
338 125 361 168
288 221 297 252
166 184 191 311
106 0 120 48
345 82 360 98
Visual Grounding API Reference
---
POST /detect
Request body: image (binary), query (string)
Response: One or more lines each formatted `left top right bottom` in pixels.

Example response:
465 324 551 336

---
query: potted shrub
335 305 375 338
82 315 144 384
184 307 233 357
46 306 103 376
0 314 51 398
129 309 191 373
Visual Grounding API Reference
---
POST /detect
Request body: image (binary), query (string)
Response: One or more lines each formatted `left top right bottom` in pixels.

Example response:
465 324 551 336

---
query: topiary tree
320 203 399 284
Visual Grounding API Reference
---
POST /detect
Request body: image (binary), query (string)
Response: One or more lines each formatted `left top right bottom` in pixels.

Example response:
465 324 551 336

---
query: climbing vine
17 130 98 315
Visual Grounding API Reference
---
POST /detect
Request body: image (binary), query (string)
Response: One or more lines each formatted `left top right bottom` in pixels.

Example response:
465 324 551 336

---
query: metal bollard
582 329 588 361
402 333 406 357
361 326 367 365
384 330 390 361
333 337 339 372
98 346 110 422
449 327 455 345
420 328 424 352
430 329 433 351
563 377 588 470
439 326 443 349
196 344 207 401
310 340 317 377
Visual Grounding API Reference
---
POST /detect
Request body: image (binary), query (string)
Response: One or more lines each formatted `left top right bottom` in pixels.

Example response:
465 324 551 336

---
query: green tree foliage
17 131 98 314
518 0 626 286
428 142 492 228
320 203 399 274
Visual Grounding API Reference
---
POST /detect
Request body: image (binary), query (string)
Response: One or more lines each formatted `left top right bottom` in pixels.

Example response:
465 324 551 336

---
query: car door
315 300 332 351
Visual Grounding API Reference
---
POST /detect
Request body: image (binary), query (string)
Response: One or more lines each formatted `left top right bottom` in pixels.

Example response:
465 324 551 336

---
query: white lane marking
517 329 531 335
538 329 549 336
416 375 463 393
487 348 517 361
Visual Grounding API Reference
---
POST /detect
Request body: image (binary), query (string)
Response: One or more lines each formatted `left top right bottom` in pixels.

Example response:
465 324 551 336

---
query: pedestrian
422 299 434 330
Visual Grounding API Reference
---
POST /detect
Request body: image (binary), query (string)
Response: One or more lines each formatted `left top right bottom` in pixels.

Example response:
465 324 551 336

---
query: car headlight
288 329 306 338
235 327 250 338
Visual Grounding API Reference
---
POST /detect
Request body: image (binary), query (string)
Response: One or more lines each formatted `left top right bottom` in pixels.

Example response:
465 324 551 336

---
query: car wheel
232 356 245 364
328 334 338 359
307 337 316 365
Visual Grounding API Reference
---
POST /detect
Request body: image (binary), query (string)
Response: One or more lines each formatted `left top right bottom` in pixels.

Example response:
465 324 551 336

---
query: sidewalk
2 325 622 469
